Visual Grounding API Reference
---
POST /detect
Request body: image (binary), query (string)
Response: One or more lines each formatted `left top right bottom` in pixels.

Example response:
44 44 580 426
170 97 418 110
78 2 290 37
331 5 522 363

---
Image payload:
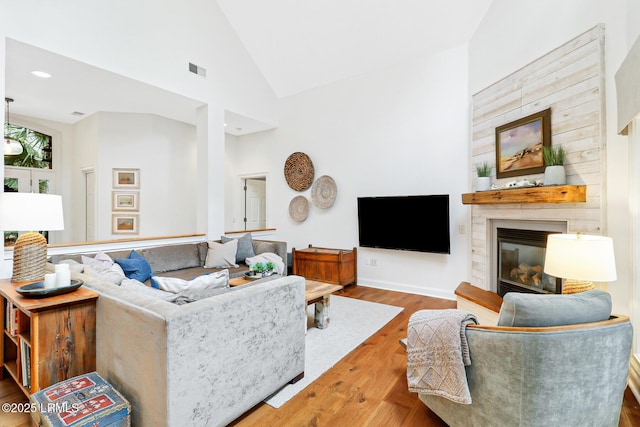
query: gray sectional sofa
48 238 305 427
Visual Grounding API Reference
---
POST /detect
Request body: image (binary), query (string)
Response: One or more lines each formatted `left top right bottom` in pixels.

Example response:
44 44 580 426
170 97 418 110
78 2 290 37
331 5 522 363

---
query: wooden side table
0 279 98 397
292 245 357 287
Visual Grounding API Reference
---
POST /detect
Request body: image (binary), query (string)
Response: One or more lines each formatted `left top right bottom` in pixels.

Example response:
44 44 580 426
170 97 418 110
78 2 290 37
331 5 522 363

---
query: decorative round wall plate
311 175 337 208
284 152 314 191
289 196 310 222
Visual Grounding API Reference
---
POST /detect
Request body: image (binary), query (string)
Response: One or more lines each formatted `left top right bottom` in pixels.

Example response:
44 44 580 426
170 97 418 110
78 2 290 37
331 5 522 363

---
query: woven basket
12 231 47 282
284 152 314 191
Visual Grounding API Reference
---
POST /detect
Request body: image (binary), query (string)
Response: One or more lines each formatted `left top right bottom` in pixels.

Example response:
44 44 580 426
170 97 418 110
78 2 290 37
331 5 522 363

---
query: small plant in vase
475 161 492 191
543 145 566 185
249 262 266 278
265 262 276 276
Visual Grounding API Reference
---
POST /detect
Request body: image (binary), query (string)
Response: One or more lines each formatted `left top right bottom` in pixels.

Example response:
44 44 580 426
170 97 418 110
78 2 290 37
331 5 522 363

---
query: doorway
243 177 266 230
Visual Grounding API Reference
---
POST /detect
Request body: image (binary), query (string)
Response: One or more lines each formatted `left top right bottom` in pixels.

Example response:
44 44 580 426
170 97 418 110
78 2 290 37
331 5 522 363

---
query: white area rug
264 295 403 408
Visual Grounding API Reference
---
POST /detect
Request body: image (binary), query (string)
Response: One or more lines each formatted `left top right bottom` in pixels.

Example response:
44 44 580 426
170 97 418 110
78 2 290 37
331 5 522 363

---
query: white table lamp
0 193 64 282
544 233 617 294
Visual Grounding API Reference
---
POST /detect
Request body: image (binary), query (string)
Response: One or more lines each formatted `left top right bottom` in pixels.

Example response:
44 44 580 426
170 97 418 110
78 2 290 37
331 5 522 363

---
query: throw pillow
81 252 114 266
221 233 255 263
204 240 239 268
497 289 612 327
151 270 229 293
83 263 126 285
114 250 153 284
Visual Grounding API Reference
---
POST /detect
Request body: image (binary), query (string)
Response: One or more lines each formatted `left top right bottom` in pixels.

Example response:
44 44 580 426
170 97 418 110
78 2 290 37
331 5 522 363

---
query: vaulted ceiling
217 0 494 97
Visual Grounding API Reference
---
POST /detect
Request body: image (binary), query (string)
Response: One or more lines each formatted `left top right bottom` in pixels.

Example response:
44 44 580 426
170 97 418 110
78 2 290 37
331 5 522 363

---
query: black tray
16 279 84 298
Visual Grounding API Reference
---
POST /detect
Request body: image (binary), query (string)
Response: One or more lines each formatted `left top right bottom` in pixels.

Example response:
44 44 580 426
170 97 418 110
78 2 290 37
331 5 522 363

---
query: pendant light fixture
4 97 23 156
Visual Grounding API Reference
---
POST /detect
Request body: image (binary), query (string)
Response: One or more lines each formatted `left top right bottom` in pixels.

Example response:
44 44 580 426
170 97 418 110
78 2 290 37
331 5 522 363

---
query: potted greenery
475 161 492 191
543 145 566 185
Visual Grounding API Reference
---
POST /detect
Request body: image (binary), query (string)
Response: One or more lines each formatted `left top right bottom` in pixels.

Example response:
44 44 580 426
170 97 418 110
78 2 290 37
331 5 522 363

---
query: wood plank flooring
1 285 639 426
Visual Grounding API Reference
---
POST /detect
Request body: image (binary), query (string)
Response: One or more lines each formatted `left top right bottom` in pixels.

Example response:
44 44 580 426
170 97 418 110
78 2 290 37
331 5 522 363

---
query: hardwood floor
2 285 639 426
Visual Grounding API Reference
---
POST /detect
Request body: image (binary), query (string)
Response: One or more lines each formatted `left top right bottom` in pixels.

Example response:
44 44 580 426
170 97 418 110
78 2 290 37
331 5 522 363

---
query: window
4 124 52 169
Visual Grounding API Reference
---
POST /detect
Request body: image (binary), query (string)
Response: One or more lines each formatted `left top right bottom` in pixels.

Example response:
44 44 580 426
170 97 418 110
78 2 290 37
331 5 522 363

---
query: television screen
357 194 450 254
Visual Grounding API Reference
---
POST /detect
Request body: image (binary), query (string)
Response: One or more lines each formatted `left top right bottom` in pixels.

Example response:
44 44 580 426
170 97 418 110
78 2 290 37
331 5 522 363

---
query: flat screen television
357 194 450 254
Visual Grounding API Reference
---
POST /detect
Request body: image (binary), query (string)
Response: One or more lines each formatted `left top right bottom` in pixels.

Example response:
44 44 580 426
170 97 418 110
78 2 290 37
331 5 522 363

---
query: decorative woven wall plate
311 175 337 208
284 152 314 191
289 196 310 222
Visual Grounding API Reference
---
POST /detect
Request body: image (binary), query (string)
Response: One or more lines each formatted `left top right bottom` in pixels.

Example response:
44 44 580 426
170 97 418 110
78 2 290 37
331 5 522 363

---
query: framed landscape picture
112 191 139 212
112 214 139 234
113 168 140 189
495 108 551 179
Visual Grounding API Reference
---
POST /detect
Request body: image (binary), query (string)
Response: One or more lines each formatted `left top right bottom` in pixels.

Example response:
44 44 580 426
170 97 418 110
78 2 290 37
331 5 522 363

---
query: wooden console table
0 279 97 397
292 245 357 287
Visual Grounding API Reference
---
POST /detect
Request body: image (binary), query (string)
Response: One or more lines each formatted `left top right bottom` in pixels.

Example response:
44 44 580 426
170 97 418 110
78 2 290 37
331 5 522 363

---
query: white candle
56 269 71 287
44 273 57 289
55 263 69 273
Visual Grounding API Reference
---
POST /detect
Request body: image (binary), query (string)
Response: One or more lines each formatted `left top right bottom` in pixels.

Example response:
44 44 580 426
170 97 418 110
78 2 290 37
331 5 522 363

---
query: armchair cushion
497 289 611 327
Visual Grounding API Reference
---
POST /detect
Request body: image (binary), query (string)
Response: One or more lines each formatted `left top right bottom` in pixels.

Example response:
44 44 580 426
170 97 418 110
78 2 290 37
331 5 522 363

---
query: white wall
94 113 197 239
228 45 471 299
469 0 632 315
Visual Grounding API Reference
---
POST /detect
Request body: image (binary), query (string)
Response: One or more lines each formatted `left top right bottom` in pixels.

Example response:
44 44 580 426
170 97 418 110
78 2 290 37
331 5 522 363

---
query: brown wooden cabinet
0 279 97 397
292 245 357 287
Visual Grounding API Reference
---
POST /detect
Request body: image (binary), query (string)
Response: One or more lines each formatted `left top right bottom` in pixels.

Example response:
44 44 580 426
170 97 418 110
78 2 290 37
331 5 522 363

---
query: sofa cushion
221 233 255 263
115 250 153 283
150 270 229 293
205 240 239 268
253 240 277 255
120 278 178 302
141 244 201 273
497 289 612 327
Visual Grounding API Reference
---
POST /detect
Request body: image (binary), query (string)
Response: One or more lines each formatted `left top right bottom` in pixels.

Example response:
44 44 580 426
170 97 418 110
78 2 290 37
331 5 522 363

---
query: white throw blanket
245 252 285 275
406 309 478 404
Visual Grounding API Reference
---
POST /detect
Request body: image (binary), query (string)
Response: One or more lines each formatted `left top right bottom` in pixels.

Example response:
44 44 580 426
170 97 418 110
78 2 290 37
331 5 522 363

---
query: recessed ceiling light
31 70 52 78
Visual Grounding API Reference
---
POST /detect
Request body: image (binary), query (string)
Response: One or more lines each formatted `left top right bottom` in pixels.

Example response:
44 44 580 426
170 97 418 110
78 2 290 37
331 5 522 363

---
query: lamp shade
544 233 617 282
0 193 64 231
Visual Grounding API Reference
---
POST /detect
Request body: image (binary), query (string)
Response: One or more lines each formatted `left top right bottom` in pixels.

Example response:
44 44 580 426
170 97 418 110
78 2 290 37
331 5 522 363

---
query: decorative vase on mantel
543 145 567 186
544 165 566 186
475 161 492 192
476 176 492 192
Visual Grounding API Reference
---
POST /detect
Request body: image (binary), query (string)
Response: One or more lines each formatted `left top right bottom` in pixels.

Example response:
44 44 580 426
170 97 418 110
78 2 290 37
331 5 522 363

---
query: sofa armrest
165 275 305 426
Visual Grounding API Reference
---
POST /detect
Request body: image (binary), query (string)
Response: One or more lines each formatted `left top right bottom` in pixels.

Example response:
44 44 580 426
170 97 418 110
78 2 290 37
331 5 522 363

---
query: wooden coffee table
305 280 342 329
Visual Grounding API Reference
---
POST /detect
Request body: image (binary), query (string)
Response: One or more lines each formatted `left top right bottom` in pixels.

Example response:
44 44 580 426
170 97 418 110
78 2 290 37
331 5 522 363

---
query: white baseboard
629 354 640 403
355 279 456 301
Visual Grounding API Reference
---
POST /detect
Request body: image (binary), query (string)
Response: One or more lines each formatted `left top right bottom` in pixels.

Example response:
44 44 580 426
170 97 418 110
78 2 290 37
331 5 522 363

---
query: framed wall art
112 214 139 234
113 168 140 189
112 191 139 212
495 108 551 179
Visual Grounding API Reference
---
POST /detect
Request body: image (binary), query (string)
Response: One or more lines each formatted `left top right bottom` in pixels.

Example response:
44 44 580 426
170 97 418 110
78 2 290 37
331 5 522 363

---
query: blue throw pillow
115 250 153 285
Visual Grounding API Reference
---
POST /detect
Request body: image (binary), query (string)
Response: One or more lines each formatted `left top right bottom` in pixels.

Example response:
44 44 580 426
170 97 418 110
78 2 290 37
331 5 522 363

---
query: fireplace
497 228 561 296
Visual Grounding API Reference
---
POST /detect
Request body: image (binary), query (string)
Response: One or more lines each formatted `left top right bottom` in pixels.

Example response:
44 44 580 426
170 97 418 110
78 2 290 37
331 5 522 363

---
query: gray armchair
415 290 633 427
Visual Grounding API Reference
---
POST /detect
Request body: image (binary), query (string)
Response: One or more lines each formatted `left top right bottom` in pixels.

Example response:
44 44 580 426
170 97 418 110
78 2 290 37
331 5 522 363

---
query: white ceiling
217 0 494 98
5 1 493 134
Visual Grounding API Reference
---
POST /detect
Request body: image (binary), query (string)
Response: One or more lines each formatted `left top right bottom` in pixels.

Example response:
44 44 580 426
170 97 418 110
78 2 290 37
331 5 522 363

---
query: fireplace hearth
497 228 561 296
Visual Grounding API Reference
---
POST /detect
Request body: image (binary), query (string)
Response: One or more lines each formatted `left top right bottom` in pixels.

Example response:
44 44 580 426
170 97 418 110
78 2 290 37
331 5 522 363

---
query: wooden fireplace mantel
461 184 586 205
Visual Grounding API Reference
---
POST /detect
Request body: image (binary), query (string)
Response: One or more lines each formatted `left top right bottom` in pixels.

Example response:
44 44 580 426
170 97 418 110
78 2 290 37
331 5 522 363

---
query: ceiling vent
189 62 207 77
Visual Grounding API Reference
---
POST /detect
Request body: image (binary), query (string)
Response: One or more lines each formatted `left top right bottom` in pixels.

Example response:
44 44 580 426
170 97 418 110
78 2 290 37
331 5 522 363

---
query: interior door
244 178 266 230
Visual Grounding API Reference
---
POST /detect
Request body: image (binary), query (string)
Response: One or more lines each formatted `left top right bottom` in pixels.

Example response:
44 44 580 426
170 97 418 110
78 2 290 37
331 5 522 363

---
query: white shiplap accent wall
470 25 606 290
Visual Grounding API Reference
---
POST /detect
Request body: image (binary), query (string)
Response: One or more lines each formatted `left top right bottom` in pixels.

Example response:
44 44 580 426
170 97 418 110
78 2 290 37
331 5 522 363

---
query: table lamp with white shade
0 193 64 282
543 233 617 294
